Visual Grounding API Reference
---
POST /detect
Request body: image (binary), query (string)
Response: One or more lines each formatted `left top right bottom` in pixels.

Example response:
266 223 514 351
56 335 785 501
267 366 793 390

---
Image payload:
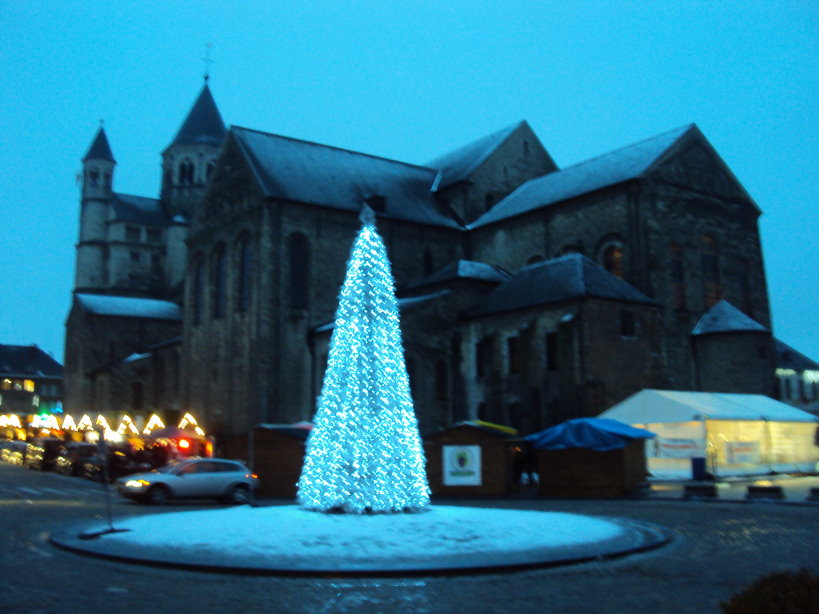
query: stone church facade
65 82 779 441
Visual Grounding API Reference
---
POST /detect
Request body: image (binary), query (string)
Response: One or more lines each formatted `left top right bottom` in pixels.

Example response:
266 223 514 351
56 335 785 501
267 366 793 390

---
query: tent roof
526 418 655 451
600 389 818 424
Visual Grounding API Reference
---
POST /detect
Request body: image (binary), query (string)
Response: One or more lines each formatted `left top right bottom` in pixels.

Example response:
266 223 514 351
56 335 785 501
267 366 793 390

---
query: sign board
650 437 705 459
725 441 761 464
443 445 482 486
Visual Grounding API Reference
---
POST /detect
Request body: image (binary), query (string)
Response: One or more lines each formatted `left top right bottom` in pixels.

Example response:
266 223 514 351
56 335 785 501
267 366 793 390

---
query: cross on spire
201 42 214 82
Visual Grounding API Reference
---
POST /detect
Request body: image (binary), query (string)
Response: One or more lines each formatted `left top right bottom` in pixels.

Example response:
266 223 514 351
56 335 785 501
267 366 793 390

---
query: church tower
160 82 226 219
75 126 115 293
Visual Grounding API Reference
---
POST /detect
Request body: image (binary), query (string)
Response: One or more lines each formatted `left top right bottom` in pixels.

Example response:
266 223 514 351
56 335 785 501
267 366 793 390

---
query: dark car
54 442 97 476
22 437 63 471
115 458 259 504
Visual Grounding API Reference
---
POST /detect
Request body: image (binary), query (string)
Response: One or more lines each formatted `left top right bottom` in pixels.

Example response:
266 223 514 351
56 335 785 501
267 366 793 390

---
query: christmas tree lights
297 205 430 513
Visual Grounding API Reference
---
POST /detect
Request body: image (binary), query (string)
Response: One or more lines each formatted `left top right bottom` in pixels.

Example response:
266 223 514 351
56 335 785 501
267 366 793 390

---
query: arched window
669 243 686 310
435 360 449 401
206 162 215 180
602 244 624 279
288 233 310 309
236 233 252 313
178 159 194 185
211 244 227 319
701 235 721 308
192 257 204 326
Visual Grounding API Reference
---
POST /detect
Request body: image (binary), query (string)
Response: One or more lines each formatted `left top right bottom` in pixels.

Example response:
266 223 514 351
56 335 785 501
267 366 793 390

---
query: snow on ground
100 505 624 562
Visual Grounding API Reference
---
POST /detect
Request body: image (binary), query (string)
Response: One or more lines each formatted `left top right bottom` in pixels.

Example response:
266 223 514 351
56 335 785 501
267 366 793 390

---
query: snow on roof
403 260 511 291
469 124 694 229
691 300 768 336
122 352 151 364
111 193 172 227
426 121 523 189
600 389 818 423
76 294 182 321
232 127 461 229
468 253 655 318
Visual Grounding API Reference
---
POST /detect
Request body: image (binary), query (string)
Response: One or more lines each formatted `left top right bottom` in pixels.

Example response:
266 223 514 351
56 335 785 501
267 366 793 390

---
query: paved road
1 462 817 614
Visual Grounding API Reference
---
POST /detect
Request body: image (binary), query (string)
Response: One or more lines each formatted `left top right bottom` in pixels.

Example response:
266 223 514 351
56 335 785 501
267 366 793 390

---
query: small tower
75 126 116 293
160 83 226 219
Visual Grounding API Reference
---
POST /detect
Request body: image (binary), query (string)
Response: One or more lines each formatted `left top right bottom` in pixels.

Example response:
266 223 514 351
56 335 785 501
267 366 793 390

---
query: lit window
24 380 35 392
603 245 624 279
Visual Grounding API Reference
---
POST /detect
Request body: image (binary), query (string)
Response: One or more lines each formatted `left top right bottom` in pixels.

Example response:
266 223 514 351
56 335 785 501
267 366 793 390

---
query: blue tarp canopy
525 418 656 451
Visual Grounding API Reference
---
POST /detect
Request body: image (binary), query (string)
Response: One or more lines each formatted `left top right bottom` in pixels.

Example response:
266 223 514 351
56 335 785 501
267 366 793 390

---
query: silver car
115 458 259 505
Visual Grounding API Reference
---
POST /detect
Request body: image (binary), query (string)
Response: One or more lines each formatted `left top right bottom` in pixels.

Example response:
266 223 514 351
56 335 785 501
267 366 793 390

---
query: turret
160 83 226 219
75 126 115 292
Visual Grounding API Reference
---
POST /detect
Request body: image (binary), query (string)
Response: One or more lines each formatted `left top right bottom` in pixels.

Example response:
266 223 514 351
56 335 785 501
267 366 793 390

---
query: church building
65 80 785 442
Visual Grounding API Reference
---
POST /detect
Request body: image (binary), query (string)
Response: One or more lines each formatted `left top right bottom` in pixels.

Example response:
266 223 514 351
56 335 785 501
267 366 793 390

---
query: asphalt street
1 462 817 614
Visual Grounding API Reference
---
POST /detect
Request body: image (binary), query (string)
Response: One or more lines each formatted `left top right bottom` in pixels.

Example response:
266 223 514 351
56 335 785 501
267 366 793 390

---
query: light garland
297 206 430 514
142 413 165 435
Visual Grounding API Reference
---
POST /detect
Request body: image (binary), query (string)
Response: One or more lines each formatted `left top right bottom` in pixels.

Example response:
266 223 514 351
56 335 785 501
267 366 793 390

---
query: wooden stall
224 424 310 498
424 421 520 497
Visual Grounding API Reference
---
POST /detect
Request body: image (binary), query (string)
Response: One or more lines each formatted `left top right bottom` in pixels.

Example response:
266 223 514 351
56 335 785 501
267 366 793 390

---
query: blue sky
1 1 816 364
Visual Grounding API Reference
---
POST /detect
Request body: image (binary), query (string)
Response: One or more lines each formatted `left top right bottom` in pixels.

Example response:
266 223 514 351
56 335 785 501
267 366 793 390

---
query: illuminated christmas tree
297 205 430 513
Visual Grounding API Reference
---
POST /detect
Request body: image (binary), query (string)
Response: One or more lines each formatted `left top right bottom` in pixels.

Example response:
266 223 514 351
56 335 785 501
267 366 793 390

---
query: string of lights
297 207 430 513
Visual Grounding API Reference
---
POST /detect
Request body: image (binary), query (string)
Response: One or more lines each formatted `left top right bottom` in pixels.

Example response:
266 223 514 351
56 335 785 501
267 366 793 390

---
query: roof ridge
557 123 695 175
231 125 438 175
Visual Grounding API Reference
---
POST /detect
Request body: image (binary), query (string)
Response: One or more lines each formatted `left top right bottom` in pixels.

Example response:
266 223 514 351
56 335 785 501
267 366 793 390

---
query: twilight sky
1 1 816 364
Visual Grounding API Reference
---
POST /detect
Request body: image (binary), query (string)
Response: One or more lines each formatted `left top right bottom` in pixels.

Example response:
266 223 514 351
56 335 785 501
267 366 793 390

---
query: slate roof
775 339 819 372
426 121 523 189
232 127 461 228
403 260 511 291
168 84 226 148
0 344 63 378
111 193 173 227
83 127 116 163
691 300 768 336
467 253 655 318
469 124 695 229
76 294 182 321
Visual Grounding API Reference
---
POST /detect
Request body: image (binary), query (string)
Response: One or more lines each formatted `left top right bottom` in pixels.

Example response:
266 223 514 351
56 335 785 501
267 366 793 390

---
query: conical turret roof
168 84 226 148
83 127 116 163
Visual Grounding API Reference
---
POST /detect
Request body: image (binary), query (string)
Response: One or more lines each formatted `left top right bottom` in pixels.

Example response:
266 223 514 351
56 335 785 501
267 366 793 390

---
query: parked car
22 437 63 471
115 458 259 505
54 442 98 476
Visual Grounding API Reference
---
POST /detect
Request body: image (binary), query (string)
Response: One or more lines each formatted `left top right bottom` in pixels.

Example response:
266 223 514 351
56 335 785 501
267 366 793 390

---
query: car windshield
157 460 189 474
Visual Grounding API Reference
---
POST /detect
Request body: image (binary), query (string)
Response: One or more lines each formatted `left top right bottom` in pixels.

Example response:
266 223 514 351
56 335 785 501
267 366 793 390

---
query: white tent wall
603 390 819 479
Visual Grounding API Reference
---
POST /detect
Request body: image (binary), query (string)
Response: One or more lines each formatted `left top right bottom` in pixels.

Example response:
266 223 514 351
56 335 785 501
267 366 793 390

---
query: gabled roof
403 260 511 291
691 300 768 336
469 124 695 229
167 84 226 149
75 294 182 321
775 339 819 372
0 344 63 378
468 253 655 317
111 193 173 227
83 127 116 163
231 126 461 228
426 121 524 189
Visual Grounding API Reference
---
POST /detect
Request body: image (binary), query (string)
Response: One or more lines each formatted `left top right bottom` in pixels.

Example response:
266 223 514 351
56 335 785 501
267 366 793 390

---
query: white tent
600 390 818 478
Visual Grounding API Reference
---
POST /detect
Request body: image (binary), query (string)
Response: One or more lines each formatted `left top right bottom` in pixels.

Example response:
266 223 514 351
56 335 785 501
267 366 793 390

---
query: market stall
599 389 819 478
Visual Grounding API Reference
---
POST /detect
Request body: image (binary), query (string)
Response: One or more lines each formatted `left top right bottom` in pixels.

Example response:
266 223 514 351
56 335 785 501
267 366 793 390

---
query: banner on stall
443 445 482 486
725 441 761 464
650 437 705 459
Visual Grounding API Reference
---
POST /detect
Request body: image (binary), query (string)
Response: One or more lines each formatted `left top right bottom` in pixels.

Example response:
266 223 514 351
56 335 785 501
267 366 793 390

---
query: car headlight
124 479 151 489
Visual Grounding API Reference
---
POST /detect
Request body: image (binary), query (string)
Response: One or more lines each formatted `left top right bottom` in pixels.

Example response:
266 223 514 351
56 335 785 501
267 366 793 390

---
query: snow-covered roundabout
50 504 671 575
